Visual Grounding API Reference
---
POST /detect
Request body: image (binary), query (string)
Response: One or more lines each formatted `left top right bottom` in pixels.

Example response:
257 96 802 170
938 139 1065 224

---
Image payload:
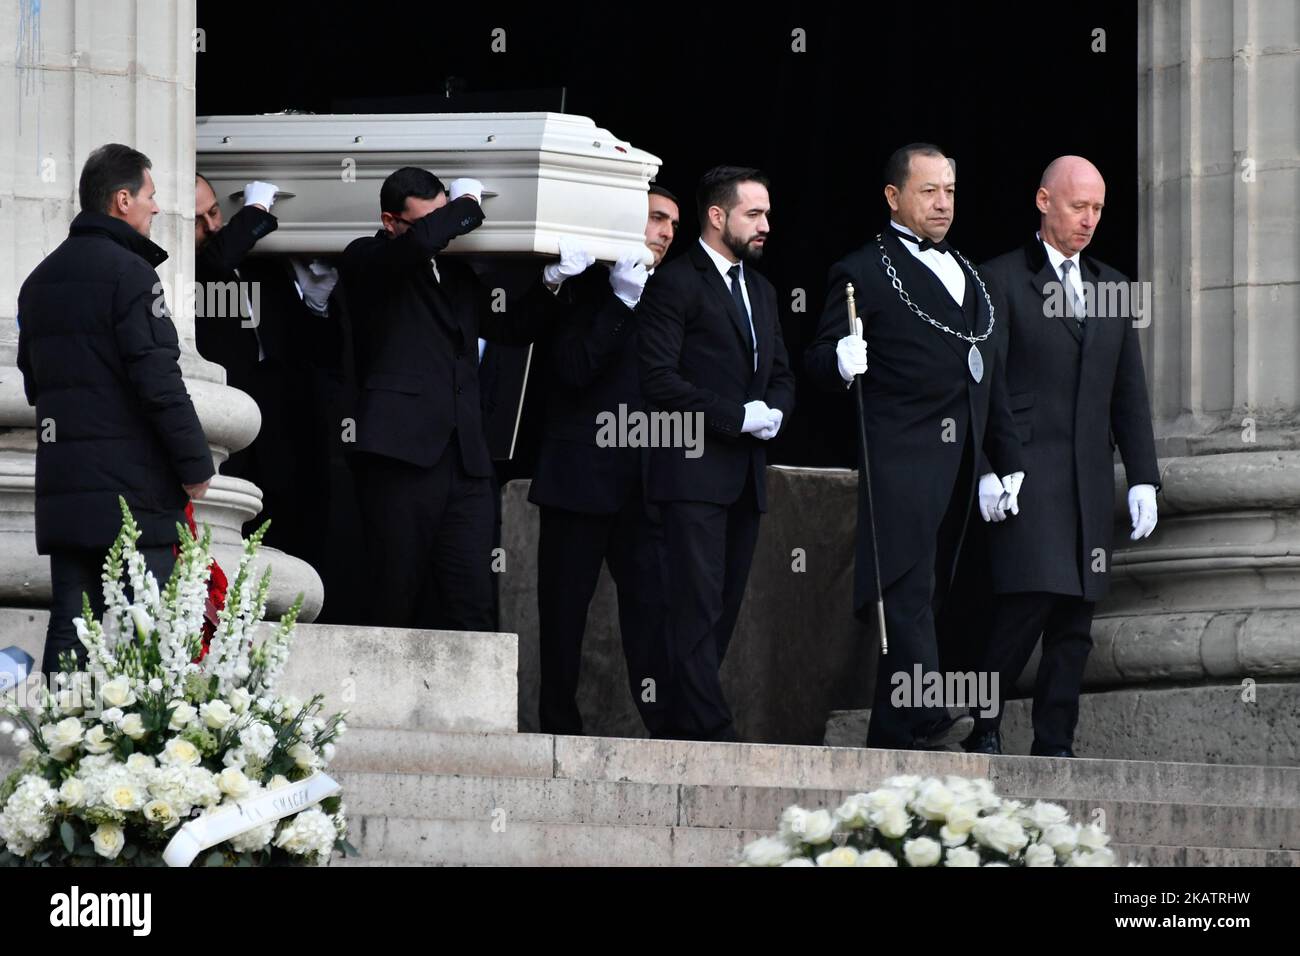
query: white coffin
195 112 661 263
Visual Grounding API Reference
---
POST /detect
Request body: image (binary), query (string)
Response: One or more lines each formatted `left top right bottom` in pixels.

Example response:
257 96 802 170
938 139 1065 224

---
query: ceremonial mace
845 283 887 654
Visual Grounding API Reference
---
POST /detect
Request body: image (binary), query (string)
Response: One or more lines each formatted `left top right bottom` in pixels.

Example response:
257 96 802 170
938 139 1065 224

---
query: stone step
346 815 1300 867
335 770 1300 851
331 730 1300 809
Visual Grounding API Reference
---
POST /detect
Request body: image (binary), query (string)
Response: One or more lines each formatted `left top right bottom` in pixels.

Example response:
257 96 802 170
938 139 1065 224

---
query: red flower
180 502 228 663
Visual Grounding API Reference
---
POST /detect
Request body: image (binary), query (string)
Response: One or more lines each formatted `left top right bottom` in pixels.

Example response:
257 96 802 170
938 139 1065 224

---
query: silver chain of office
875 234 996 343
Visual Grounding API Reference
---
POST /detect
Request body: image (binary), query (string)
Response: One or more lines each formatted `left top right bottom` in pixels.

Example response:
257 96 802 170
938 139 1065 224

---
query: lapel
1023 238 1083 346
690 240 755 374
878 232 969 366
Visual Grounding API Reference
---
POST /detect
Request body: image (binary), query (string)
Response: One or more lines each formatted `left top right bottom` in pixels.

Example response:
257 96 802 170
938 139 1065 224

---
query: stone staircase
327 728 1300 867
3 615 1297 866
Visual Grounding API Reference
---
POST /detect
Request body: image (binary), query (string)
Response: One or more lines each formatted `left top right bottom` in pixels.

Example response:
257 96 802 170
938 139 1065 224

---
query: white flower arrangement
739 774 1120 867
0 500 352 867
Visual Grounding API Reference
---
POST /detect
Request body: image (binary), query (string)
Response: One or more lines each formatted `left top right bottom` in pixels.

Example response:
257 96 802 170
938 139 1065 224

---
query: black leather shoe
1031 742 1075 758
914 714 975 750
965 730 1002 755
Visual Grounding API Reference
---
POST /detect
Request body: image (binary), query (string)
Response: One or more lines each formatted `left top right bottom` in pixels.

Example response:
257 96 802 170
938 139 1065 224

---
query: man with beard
805 143 1025 750
637 167 796 741
965 156 1159 757
529 185 680 736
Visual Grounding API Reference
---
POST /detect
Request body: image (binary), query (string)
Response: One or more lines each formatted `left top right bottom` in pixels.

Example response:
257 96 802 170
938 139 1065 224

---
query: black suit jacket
339 197 556 476
194 205 277 392
636 241 796 512
980 238 1160 600
805 230 1023 610
528 265 644 514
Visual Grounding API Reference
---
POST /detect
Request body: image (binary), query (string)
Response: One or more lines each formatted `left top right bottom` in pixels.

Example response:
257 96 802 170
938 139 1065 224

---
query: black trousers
44 545 177 676
350 441 496 631
536 498 671 736
657 471 761 742
972 592 1095 752
866 434 974 749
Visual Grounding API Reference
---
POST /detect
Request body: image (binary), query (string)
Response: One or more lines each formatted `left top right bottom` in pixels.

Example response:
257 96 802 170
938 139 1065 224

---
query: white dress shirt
698 237 757 370
1037 231 1085 313
890 220 965 307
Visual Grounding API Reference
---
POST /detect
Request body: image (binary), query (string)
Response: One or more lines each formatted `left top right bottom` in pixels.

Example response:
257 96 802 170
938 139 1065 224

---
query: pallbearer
529 185 680 736
804 143 1025 750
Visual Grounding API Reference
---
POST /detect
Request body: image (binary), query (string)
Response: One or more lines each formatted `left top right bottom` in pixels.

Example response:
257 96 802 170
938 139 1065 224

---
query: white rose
939 825 969 847
1021 801 1070 832
143 800 180 830
91 823 125 859
228 688 252 714
201 700 233 730
1025 843 1058 867
161 737 201 767
882 774 921 791
99 708 124 726
127 752 156 774
740 836 793 867
1070 847 1117 867
119 714 147 741
42 716 84 758
903 836 942 867
866 788 907 816
1041 823 1078 856
816 846 861 867
1077 823 1110 851
287 742 318 771
168 702 198 731
972 815 1030 856
877 805 912 840
58 777 87 808
100 676 136 709
268 774 291 791
855 849 899 867
912 780 956 821
801 809 835 845
780 857 816 867
983 861 1011 867
218 767 251 799
148 678 163 693
944 846 981 867
82 725 114 755
943 801 981 836
106 782 146 812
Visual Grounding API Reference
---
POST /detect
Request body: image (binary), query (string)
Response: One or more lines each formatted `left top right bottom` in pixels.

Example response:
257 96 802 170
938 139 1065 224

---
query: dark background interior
197 0 1138 471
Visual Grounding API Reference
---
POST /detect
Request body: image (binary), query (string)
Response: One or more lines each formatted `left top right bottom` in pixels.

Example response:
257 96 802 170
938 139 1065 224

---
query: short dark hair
79 144 152 214
695 166 770 228
195 172 213 192
883 143 946 190
380 166 445 215
648 183 680 208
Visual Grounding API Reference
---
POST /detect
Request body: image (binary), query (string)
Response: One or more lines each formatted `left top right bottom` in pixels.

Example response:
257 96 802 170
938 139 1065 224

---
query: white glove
289 258 340 316
978 472 1007 522
1000 471 1025 517
742 400 773 435
542 237 597 288
448 178 484 204
243 181 279 211
835 333 868 383
756 407 783 441
609 255 649 309
1128 483 1158 539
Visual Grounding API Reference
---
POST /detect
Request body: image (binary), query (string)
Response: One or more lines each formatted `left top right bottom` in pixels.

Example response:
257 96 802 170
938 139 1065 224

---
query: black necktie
727 264 757 369
890 226 950 254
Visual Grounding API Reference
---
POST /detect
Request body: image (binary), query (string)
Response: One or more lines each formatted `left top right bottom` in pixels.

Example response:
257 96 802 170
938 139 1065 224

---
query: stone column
0 0 322 623
1082 0 1300 762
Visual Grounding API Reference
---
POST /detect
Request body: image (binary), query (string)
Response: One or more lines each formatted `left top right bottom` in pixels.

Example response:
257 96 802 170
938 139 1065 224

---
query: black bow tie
891 227 950 254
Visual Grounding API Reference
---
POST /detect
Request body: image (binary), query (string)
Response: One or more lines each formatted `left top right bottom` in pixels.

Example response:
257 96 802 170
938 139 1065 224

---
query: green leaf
31 848 52 863
122 843 139 860
203 850 225 867
59 821 76 854
341 839 359 858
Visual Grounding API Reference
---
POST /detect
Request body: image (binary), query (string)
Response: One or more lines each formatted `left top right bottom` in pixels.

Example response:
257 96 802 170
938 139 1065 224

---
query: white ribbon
163 772 341 867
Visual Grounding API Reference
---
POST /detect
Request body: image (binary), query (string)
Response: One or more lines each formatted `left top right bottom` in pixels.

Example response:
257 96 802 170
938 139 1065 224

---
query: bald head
1036 155 1105 257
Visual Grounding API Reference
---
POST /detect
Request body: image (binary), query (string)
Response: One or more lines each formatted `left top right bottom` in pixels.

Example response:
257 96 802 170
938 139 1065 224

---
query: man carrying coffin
804 143 1025 750
965 156 1160 758
340 167 565 631
529 185 679 737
